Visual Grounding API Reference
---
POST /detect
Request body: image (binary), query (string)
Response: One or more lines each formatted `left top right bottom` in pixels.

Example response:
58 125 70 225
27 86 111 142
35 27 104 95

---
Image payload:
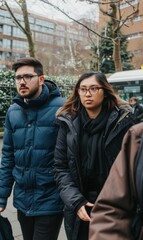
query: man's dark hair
130 97 138 103
12 57 43 76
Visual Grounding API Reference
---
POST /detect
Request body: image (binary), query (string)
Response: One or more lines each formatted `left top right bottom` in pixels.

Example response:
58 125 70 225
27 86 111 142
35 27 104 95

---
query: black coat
54 106 134 240
132 104 143 123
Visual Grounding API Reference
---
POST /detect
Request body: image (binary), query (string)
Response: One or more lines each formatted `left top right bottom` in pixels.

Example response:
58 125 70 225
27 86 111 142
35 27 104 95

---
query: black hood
44 79 61 97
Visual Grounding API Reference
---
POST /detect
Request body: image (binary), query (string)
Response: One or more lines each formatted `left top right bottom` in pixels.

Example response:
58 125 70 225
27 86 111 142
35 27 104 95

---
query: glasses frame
15 74 39 84
78 86 103 96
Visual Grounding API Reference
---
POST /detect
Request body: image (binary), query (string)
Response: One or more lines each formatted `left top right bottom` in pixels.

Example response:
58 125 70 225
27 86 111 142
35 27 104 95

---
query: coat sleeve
0 111 15 208
54 124 87 212
136 105 143 121
89 125 143 240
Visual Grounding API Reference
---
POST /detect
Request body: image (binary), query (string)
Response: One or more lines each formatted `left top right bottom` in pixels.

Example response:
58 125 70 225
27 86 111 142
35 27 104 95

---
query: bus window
108 70 143 104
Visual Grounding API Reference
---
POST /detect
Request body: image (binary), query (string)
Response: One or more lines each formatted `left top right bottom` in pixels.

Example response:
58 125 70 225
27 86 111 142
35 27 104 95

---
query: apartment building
121 0 143 69
98 0 143 69
0 6 98 75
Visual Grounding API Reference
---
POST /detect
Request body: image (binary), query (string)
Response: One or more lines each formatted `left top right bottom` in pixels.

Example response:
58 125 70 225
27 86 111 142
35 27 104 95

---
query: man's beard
19 85 40 99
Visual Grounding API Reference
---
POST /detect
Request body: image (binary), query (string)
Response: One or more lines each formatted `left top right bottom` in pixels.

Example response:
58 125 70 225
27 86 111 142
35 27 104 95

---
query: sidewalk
2 193 67 240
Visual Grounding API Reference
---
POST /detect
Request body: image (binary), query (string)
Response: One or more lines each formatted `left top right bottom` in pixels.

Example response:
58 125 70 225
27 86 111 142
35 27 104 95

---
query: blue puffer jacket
0 81 65 216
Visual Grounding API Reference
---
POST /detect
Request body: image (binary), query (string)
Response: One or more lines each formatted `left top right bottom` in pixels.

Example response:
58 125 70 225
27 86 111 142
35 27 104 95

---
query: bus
107 69 143 103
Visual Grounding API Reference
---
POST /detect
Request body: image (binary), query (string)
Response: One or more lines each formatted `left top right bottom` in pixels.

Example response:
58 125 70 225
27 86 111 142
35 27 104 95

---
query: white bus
108 69 143 103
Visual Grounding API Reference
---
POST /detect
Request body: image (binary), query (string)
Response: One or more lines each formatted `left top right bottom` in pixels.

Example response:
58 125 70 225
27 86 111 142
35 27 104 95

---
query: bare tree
79 0 139 71
1 0 35 57
98 0 139 71
40 0 139 71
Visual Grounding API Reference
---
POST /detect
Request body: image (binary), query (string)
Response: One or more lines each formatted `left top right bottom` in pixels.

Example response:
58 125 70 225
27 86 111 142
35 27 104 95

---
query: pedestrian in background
0 57 65 240
129 96 143 123
89 123 143 240
54 71 135 240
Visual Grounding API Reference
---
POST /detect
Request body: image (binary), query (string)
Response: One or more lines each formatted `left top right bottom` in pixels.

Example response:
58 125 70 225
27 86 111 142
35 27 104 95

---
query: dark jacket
0 81 65 216
54 105 135 239
132 104 143 123
89 123 143 240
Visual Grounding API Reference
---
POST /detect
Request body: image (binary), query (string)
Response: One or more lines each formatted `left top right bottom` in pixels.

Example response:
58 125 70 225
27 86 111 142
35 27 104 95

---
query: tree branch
39 0 113 41
78 0 121 5
3 0 28 35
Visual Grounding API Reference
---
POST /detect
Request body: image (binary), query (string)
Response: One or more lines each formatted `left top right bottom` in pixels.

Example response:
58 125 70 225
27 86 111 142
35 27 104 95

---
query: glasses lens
23 74 32 82
90 87 98 94
79 88 86 95
78 87 101 95
15 76 22 83
15 74 38 83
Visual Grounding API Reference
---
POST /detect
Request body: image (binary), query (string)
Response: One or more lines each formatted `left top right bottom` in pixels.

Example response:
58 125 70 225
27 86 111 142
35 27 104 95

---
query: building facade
0 6 98 75
98 0 143 69
121 0 143 69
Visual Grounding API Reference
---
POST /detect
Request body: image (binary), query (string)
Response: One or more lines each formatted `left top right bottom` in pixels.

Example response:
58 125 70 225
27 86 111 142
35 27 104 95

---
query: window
3 25 11 35
35 32 54 44
121 0 140 8
128 32 143 39
13 27 26 38
0 25 3 33
35 19 55 29
56 37 65 46
126 15 142 23
3 39 11 48
12 40 28 50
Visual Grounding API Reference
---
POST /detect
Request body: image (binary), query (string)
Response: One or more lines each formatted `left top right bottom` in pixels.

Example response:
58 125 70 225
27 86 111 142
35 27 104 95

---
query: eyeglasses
15 74 39 84
78 86 103 95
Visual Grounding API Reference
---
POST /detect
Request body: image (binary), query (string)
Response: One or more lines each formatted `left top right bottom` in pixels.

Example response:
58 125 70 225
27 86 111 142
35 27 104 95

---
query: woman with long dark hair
54 71 134 240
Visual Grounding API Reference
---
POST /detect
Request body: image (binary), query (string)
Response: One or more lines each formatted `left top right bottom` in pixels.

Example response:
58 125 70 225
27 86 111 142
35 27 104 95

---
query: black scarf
80 107 110 200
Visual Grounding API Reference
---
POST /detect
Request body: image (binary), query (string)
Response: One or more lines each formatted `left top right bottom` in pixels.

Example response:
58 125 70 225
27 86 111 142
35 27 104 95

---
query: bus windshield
107 69 143 103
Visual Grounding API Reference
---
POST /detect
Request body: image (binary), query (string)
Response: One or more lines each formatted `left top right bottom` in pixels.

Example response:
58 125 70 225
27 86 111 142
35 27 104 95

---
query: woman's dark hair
12 57 43 76
57 71 118 116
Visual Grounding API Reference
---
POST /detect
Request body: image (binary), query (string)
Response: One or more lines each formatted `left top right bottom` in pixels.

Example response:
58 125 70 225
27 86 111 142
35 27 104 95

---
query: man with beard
0 57 65 240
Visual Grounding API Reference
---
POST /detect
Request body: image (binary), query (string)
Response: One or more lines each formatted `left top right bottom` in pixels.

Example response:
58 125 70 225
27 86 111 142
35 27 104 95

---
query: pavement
0 137 67 240
2 196 67 240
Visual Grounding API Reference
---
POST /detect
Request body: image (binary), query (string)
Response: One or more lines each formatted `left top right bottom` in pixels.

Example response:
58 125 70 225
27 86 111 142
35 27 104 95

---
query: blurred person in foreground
0 57 65 240
89 122 143 240
54 71 135 240
129 96 143 123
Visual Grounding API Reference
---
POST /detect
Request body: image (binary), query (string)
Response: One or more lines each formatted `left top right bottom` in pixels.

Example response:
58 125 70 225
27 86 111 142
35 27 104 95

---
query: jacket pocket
12 166 24 187
36 167 55 189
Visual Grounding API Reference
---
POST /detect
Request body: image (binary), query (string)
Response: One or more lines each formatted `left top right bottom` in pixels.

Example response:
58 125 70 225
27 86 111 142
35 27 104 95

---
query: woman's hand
0 207 5 212
77 202 94 221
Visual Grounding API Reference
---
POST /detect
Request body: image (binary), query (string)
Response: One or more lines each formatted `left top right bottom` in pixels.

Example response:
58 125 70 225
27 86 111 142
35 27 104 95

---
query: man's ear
39 75 44 85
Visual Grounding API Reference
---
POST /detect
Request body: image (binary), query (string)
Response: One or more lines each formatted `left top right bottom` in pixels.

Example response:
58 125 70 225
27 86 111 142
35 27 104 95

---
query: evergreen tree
98 21 133 73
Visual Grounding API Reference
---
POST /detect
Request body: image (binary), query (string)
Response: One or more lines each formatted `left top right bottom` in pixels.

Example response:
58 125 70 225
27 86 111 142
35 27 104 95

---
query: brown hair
12 57 43 76
57 71 119 116
130 97 138 103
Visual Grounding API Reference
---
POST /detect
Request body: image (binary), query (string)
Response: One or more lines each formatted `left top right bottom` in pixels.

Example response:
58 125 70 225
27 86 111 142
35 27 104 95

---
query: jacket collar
13 81 60 109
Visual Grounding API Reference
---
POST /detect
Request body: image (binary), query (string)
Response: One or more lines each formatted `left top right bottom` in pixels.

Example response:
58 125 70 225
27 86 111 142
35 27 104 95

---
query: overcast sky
7 0 99 22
